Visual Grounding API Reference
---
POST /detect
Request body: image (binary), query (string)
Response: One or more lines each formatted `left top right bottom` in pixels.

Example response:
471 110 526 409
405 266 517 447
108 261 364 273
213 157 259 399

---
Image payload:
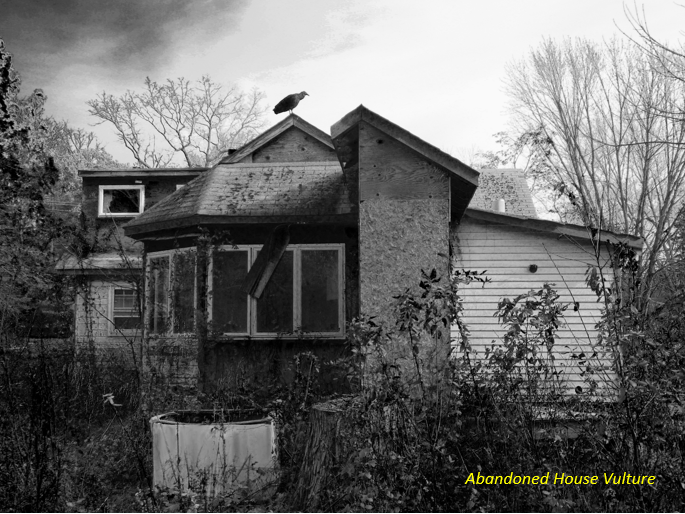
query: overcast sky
1 0 684 164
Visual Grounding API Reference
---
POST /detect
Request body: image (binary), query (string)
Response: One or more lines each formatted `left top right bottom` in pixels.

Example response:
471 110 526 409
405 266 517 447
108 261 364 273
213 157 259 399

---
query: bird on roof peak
273 91 309 115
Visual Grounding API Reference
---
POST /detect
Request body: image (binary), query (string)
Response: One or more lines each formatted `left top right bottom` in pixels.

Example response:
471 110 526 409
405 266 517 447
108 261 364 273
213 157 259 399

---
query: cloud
1 0 249 78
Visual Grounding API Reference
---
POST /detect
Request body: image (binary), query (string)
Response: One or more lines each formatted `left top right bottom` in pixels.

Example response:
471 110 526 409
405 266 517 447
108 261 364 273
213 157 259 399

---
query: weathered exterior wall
356 122 451 381
81 176 197 253
243 127 337 163
452 216 614 393
142 335 200 411
74 279 141 370
142 224 359 406
358 122 450 322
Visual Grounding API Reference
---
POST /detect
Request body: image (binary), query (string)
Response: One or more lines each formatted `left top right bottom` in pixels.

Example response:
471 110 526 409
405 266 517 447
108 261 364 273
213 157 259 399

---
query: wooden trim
98 184 145 217
125 214 358 237
207 244 346 339
463 208 643 250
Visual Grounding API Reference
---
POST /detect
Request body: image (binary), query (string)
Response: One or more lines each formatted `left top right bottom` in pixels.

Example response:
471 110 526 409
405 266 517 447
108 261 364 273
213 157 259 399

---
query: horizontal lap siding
452 217 615 393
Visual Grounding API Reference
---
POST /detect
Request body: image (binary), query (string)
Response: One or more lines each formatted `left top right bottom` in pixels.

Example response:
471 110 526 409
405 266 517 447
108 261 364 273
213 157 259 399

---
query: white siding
452 217 616 394
75 280 142 368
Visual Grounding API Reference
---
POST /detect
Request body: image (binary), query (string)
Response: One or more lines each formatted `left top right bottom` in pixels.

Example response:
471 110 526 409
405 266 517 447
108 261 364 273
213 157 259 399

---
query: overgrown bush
281 258 684 512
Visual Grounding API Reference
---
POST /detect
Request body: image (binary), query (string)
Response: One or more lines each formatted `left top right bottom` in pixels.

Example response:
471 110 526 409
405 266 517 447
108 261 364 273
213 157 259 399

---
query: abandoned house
59 106 642 407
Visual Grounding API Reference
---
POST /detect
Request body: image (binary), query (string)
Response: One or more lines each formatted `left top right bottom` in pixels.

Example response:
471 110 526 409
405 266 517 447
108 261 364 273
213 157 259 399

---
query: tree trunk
295 397 353 511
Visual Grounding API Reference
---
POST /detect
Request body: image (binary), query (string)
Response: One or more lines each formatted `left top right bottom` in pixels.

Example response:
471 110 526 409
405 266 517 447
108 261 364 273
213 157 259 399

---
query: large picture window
209 245 344 337
147 250 196 335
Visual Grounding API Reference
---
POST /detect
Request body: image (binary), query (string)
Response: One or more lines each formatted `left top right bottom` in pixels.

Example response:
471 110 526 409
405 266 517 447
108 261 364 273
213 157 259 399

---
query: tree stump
294 396 356 510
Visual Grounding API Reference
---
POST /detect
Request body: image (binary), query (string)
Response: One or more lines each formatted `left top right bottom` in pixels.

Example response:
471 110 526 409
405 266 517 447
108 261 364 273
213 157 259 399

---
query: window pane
301 250 340 332
114 316 141 330
212 251 249 333
256 251 293 333
103 189 140 214
114 289 141 331
172 252 195 334
149 257 169 334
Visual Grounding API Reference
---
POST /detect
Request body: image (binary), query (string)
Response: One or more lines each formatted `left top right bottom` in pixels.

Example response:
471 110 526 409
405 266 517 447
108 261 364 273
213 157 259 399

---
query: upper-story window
99 185 145 217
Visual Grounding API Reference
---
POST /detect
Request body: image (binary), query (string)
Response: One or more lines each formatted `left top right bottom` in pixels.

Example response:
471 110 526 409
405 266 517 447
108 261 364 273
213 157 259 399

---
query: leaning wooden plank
241 225 290 299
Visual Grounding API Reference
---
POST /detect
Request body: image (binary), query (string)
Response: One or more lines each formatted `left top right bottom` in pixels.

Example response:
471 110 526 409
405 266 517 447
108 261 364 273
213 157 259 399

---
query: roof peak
220 114 333 165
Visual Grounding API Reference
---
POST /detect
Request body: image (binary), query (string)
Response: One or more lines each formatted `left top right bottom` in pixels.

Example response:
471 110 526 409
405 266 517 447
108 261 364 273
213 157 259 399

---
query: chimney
493 198 506 213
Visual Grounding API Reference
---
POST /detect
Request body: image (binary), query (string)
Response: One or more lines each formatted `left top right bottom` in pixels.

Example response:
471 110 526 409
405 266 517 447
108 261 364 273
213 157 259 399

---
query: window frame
208 244 345 339
98 185 145 217
146 248 198 336
109 285 142 336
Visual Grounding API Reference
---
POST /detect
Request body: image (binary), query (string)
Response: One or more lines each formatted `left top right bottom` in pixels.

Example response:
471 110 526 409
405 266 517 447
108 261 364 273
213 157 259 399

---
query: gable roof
220 114 334 164
469 168 537 218
330 105 480 219
124 161 354 236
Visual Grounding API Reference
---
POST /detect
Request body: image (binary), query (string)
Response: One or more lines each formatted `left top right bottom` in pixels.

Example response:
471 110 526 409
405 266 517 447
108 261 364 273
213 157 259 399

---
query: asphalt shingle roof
468 168 538 218
125 161 353 234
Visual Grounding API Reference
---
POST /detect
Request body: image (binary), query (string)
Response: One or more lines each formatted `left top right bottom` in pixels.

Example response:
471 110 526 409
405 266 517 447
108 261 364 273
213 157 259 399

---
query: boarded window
256 250 294 333
301 250 340 332
212 250 249 333
113 288 141 331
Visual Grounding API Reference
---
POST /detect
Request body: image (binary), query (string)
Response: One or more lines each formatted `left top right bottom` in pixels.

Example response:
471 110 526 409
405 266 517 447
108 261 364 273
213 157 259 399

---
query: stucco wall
356 122 452 381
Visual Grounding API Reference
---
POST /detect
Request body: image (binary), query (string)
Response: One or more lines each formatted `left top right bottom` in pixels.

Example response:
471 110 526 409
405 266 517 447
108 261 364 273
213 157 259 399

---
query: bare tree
505 37 685 305
88 76 267 168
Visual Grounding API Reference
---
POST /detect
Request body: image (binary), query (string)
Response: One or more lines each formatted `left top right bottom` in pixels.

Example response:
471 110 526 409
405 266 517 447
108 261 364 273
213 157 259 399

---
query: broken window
99 185 145 216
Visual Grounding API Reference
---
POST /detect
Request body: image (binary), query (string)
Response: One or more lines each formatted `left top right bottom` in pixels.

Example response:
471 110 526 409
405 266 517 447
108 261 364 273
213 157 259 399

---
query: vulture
273 91 308 115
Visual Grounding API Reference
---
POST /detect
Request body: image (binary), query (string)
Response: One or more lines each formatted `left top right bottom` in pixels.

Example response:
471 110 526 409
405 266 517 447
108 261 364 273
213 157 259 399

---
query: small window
112 288 141 332
99 185 145 217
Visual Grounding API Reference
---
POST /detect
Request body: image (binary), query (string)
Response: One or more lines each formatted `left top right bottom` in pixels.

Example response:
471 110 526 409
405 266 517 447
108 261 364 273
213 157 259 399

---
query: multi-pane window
210 245 344 337
112 288 141 332
146 245 344 338
98 185 145 216
147 250 196 335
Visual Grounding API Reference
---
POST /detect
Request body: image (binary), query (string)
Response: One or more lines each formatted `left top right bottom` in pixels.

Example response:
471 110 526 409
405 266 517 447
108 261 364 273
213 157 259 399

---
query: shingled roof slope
125 161 354 235
468 168 537 218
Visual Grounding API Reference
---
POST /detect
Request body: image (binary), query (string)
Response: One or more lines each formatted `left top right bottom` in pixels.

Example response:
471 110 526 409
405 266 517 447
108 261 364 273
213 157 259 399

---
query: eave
79 167 208 179
464 208 643 250
124 213 358 238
